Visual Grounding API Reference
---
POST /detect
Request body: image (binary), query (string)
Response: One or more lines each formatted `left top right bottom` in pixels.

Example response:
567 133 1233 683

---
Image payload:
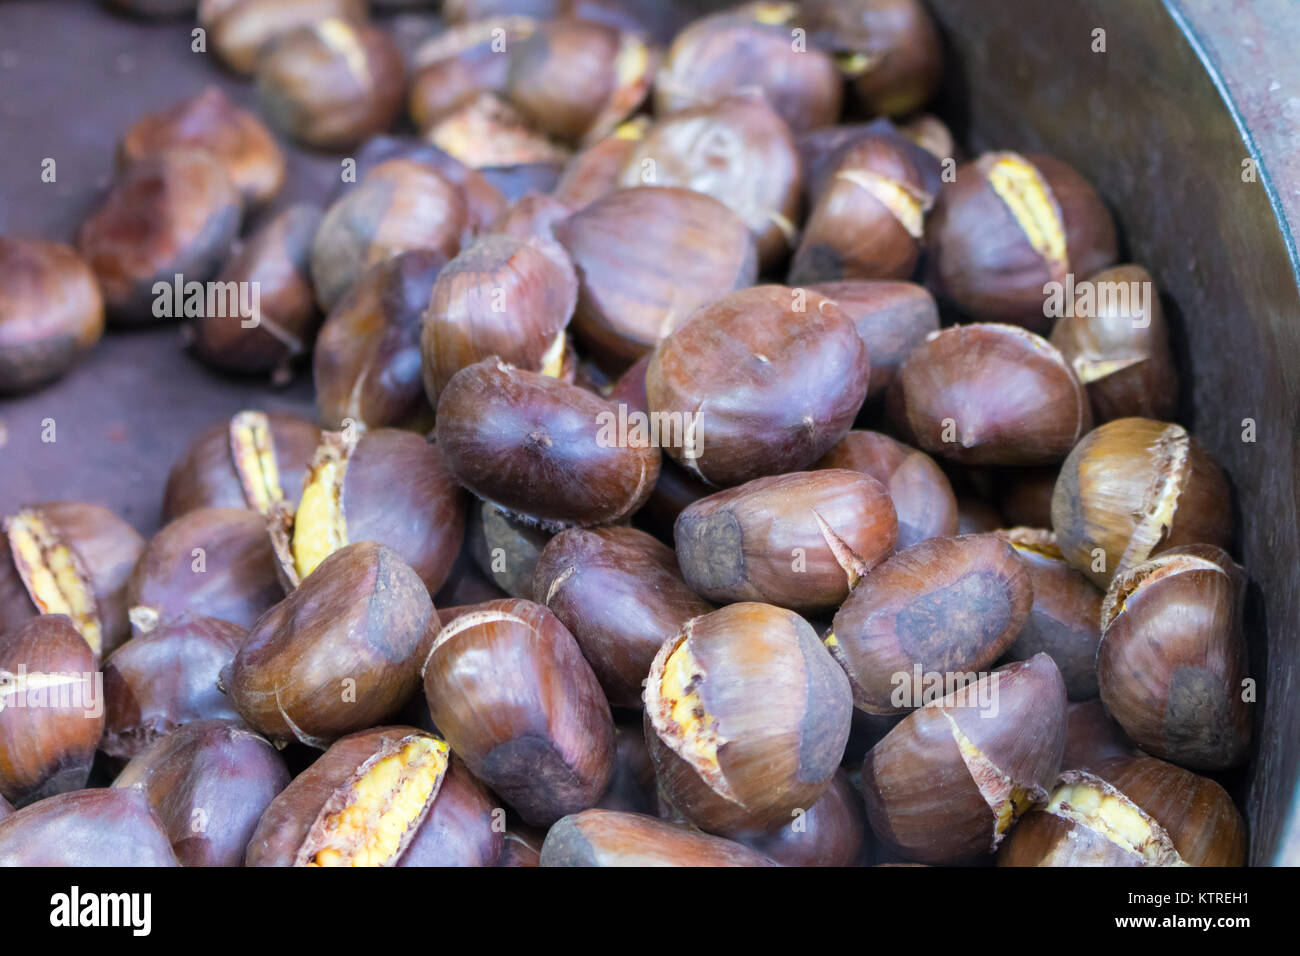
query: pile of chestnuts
0 0 1256 869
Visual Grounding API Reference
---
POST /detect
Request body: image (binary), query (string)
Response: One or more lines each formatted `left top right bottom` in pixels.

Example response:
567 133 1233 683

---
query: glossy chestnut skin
643 602 853 835
551 117 648 210
0 616 103 808
996 528 1103 701
422 599 616 826
247 725 503 866
827 534 1033 714
271 427 467 594
311 158 467 313
655 5 842 135
190 204 323 379
420 234 577 403
809 280 938 400
436 358 660 529
1 501 145 656
816 431 957 550
533 525 713 707
315 249 449 429
789 135 933 284
486 192 573 243
0 238 104 394
162 410 322 522
541 809 776 867
1050 417 1233 588
862 654 1068 863
127 507 282 635
1049 264 1179 422
647 286 869 487
0 788 178 866
999 755 1246 867
408 16 538 132
466 501 552 599
101 614 246 759
119 86 286 206
926 151 1118 331
198 0 369 74
225 542 434 747
112 718 290 866
256 20 405 150
1097 551 1251 770
730 769 868 867
77 149 242 325
1062 699 1134 773
897 323 1092 466
798 0 943 117
675 470 897 614
498 827 544 866
553 186 759 369
503 17 653 145
616 94 800 267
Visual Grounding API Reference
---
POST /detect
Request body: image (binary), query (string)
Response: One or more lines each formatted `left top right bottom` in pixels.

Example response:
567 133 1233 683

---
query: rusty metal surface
927 0 1300 865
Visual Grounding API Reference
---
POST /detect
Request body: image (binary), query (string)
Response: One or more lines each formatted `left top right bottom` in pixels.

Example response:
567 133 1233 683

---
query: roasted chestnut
503 17 653 145
118 86 286 206
533 525 713 707
0 237 104 394
198 0 369 74
112 718 290 866
466 500 552 599
900 113 956 160
225 542 434 747
256 20 405 150
926 151 1118 330
826 534 1033 714
0 615 103 807
643 602 853 835
1062 698 1134 773
1097 550 1251 770
2 501 145 656
996 528 1103 701
420 234 577 404
422 599 615 826
0 788 178 866
127 506 282 635
541 809 776 866
77 149 242 325
861 654 1067 863
408 16 538 132
896 323 1092 465
1050 417 1233 587
646 285 869 486
655 4 842 135
269 426 466 593
311 158 467 312
616 94 800 267
424 91 570 173
789 135 933 284
162 410 322 522
486 191 573 242
675 469 897 613
435 358 660 528
553 186 758 368
101 614 246 758
816 431 957 549
808 280 938 400
1048 264 1179 422
999 754 1246 867
247 726 502 866
551 117 649 210
729 769 868 867
189 204 323 380
315 249 450 429
797 0 943 117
